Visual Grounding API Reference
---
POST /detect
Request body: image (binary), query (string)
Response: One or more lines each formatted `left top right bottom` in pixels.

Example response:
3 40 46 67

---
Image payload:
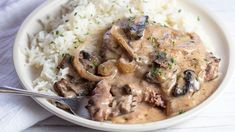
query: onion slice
110 25 138 59
117 57 137 74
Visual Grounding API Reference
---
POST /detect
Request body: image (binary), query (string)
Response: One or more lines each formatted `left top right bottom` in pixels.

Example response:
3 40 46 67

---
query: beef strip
204 52 221 81
86 81 138 121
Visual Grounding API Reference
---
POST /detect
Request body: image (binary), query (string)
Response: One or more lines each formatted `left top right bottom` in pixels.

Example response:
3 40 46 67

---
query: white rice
25 0 206 93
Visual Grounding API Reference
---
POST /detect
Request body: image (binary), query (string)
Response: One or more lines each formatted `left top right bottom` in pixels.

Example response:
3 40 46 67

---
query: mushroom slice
73 47 117 81
125 16 149 40
100 30 122 60
172 70 200 97
117 57 137 74
110 25 138 59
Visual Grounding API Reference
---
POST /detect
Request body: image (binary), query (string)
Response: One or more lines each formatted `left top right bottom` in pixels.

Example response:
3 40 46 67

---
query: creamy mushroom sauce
53 16 220 123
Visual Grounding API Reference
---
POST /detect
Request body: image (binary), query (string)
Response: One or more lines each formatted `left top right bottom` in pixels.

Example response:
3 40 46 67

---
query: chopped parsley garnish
172 40 176 46
151 67 162 77
49 41 55 45
171 57 176 64
55 31 59 35
65 20 69 22
151 67 159 77
197 16 200 21
77 38 84 43
74 37 85 44
179 110 185 114
94 19 100 25
74 45 78 49
156 51 167 60
74 12 78 16
168 63 173 69
78 15 86 19
84 32 90 35
129 8 132 14
127 17 134 27
73 42 80 49
147 36 157 44
168 57 176 69
92 60 98 67
163 24 168 27
178 9 182 13
127 5 132 14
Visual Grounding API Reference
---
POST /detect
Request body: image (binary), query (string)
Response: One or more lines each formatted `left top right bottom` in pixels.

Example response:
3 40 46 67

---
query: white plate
13 0 235 131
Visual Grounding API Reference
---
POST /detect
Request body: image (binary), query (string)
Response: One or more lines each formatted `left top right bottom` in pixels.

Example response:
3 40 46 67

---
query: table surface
24 0 235 132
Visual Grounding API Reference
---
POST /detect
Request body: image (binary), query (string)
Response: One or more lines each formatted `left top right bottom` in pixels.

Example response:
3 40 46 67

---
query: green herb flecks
77 38 84 43
179 110 185 115
197 16 200 21
151 67 162 77
49 41 55 45
92 59 98 67
94 19 101 25
170 57 176 64
55 30 59 35
172 40 176 46
74 45 78 49
147 36 158 44
178 9 182 13
73 37 85 49
160 23 169 28
156 51 167 60
168 57 176 69
78 15 86 19
84 32 90 35
127 5 132 14
204 58 208 62
55 30 64 37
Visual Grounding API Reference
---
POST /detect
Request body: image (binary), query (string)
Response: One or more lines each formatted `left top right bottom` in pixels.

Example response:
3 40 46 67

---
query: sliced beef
86 81 138 121
204 52 221 81
86 81 113 121
121 84 166 109
54 79 76 98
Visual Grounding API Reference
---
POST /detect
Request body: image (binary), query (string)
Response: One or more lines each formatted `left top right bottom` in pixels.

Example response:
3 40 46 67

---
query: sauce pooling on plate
53 16 220 123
